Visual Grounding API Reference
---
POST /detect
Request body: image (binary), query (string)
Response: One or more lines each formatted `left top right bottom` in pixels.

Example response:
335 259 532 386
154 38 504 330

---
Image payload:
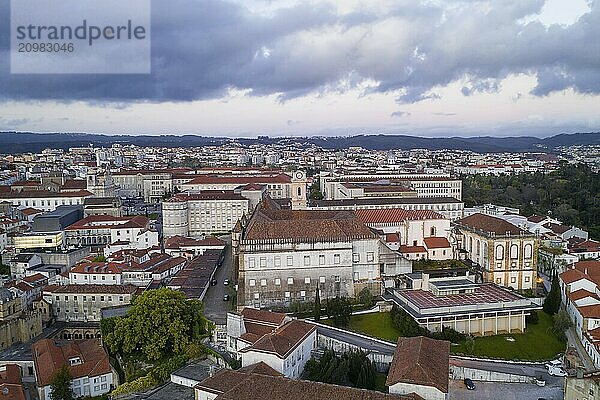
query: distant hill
0 131 598 154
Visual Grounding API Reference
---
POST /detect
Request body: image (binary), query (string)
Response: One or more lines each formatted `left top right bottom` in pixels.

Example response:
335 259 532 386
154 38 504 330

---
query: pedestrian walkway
566 326 595 371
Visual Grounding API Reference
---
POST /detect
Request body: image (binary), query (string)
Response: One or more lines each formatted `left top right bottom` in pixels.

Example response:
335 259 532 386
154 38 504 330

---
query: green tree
92 254 106 262
50 365 74 400
309 181 324 200
390 305 427 337
552 310 573 341
356 287 374 308
543 274 561 315
104 288 212 361
326 297 353 327
0 263 10 276
314 287 321 322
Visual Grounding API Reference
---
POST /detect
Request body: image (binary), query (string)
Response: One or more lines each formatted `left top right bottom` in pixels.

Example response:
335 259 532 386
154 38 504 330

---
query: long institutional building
233 198 411 308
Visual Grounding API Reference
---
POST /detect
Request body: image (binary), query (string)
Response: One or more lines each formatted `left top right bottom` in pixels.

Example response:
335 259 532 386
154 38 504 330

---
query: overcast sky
0 0 599 137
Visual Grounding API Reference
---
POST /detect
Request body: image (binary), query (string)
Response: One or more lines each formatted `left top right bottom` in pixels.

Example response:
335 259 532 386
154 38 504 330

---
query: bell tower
291 170 308 210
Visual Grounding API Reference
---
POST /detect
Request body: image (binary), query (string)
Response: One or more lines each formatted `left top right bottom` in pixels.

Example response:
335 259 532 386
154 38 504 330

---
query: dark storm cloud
0 0 599 103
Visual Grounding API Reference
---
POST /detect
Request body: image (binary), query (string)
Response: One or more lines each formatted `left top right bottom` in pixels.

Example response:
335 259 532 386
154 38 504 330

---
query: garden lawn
322 312 400 343
452 311 566 361
325 311 565 361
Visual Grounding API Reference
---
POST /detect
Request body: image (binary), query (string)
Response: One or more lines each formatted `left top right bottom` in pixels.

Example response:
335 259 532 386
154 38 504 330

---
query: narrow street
202 236 234 326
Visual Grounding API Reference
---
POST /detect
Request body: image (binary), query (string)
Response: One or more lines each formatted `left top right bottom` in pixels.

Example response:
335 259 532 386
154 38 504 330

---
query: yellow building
14 232 63 250
454 213 538 290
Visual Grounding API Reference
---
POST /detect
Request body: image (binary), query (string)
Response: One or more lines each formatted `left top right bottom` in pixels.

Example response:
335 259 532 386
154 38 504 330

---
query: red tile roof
423 237 451 249
0 364 25 400
241 308 287 326
32 339 112 387
560 269 589 284
244 206 374 242
197 368 420 400
399 245 427 254
240 320 316 358
184 173 291 185
568 289 599 302
455 213 527 236
386 336 450 393
355 208 445 224
66 215 149 230
577 304 600 318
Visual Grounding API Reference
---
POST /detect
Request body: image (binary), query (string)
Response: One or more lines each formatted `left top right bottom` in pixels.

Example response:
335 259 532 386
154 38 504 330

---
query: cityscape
1 0 600 399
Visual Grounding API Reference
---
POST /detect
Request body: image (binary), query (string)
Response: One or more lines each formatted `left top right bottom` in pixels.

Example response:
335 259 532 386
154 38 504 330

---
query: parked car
223 294 230 301
223 279 230 286
535 377 546 387
547 366 567 377
464 378 475 390
545 360 563 369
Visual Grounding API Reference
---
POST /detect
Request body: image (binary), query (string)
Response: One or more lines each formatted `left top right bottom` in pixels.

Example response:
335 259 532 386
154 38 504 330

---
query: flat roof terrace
387 283 540 319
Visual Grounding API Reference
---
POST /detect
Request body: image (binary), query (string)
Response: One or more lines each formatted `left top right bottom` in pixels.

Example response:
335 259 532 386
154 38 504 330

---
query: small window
259 257 267 267
275 278 281 286
285 291 290 298
254 293 259 300
319 276 325 284
366 252 374 262
304 256 310 266
286 256 293 266
334 254 340 264
260 279 267 286
249 279 256 287
287 277 294 285
300 290 306 297
352 253 360 262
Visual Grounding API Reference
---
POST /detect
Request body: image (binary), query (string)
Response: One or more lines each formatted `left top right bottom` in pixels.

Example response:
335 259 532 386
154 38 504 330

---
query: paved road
313 323 397 355
449 379 564 400
0 322 66 361
566 326 595 371
450 357 562 386
202 236 233 325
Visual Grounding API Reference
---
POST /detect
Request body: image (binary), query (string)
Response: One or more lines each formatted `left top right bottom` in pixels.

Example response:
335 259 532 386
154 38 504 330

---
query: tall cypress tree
543 273 561 315
314 287 321 321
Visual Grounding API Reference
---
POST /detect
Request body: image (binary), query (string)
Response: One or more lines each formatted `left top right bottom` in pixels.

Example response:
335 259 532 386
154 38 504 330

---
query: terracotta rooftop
43 284 138 294
386 336 450 393
165 235 226 249
241 308 288 326
244 204 374 242
455 213 528 236
355 209 445 224
240 320 316 358
196 367 421 400
399 245 427 254
183 173 291 185
66 215 149 230
577 304 600 318
0 190 93 199
423 237 451 249
0 364 25 400
32 338 111 387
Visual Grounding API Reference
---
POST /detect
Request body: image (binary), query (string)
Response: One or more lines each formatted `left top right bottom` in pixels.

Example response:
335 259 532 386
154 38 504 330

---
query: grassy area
322 312 400 343
326 311 565 361
452 311 566 361
374 373 388 393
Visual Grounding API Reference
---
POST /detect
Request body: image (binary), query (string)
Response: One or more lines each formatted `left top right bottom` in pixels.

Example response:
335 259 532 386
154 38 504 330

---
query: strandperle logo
10 0 151 74
15 20 147 46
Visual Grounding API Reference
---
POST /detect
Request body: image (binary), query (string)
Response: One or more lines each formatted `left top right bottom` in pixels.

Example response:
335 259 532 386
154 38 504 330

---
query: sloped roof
32 339 111 387
355 209 445 224
423 237 451 249
386 336 450 393
455 213 527 236
239 320 315 358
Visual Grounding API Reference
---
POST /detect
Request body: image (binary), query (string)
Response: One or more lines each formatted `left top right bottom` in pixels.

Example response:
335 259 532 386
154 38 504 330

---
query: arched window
495 245 504 260
430 226 436 237
524 243 533 259
469 237 473 252
476 240 481 256
297 187 302 197
510 244 519 259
